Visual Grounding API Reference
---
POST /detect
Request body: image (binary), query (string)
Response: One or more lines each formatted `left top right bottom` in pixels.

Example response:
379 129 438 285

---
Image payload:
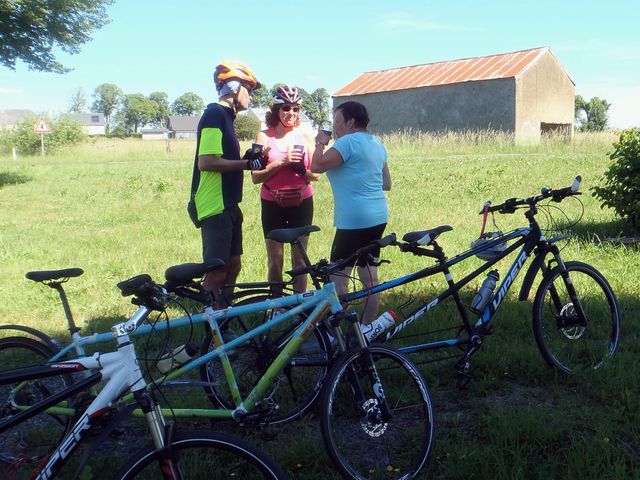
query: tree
171 92 205 116
303 88 331 128
69 88 87 113
92 83 122 134
250 85 271 108
149 91 170 128
593 128 640 229
121 94 157 133
235 114 261 141
0 0 113 73
575 95 611 132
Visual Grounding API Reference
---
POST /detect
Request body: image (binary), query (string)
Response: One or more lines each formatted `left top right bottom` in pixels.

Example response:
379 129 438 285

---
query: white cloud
374 12 482 32
0 86 22 94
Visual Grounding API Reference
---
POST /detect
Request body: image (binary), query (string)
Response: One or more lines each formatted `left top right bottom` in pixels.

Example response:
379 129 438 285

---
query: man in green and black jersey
190 61 266 300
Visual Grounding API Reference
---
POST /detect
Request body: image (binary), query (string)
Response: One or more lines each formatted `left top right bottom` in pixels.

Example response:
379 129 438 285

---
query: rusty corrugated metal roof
334 47 556 97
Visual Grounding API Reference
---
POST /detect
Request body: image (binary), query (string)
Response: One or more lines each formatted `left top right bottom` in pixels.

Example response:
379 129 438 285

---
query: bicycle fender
0 324 60 351
518 254 547 301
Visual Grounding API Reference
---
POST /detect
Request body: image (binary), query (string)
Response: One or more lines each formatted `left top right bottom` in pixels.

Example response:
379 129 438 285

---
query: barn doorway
540 122 572 138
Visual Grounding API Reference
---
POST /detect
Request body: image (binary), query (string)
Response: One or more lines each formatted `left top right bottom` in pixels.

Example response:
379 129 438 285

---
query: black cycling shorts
330 223 387 267
201 205 243 262
261 196 314 238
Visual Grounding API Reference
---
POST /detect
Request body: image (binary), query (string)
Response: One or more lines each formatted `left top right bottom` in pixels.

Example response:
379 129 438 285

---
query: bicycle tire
0 336 72 469
117 431 286 479
199 294 331 424
532 261 621 373
320 344 434 480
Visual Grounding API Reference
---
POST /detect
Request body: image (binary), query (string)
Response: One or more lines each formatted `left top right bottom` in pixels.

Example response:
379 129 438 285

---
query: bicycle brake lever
370 258 390 267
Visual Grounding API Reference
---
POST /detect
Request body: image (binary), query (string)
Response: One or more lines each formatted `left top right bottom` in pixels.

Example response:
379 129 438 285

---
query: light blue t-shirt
326 132 388 229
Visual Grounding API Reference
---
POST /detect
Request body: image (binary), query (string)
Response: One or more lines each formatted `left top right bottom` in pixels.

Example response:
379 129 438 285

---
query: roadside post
33 116 52 156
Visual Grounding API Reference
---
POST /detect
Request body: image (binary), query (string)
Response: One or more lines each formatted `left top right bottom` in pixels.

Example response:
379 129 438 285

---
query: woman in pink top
251 85 318 292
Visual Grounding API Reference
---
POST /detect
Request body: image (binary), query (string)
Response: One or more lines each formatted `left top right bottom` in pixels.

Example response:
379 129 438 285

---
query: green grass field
0 132 638 479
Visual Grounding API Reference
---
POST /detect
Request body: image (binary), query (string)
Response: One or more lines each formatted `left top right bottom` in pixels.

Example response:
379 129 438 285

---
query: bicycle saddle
25 268 84 283
164 259 226 286
267 225 320 243
403 225 453 246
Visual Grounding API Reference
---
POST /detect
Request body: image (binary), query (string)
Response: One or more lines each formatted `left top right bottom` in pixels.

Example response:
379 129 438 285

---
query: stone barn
333 47 575 143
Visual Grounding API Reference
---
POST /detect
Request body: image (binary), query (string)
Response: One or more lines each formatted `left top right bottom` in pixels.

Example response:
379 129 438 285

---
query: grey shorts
201 206 243 262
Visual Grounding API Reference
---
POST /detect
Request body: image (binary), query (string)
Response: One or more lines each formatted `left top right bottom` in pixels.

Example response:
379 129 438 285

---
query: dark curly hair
335 101 369 129
265 104 302 129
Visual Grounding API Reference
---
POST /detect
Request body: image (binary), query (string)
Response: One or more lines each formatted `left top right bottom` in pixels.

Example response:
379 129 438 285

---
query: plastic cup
293 144 305 154
251 143 264 155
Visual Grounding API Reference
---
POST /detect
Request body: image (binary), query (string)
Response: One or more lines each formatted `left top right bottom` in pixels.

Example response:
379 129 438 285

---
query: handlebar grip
376 233 397 248
571 175 582 193
287 265 312 277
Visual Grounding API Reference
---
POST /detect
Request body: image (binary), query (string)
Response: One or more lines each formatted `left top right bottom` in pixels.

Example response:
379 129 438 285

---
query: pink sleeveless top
261 128 313 201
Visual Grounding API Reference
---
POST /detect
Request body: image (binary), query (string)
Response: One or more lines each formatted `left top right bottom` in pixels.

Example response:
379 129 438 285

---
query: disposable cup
251 143 264 155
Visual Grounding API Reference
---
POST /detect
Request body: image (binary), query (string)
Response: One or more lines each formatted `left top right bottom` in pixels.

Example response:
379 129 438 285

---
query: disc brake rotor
360 398 388 437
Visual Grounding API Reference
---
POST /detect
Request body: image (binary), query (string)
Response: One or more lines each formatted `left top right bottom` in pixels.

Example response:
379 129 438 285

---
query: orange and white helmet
272 85 302 104
213 61 261 92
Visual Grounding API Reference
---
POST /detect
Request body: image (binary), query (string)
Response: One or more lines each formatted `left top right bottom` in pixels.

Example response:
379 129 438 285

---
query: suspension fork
545 247 588 327
340 312 392 421
135 389 167 450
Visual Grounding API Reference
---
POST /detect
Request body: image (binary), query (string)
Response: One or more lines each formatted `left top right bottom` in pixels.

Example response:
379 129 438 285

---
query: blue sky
1 0 638 127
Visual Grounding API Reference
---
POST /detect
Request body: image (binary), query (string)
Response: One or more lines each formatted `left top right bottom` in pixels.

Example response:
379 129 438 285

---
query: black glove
246 156 267 171
242 148 259 160
292 162 306 176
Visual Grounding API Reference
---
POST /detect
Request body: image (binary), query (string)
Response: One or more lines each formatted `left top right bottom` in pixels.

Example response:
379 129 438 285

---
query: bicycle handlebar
483 176 582 214
287 233 397 280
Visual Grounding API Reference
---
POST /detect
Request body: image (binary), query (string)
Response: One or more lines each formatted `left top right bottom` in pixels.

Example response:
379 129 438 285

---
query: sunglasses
281 105 300 113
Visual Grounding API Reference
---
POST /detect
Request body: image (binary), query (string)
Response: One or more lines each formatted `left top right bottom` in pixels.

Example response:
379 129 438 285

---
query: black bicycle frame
341 222 551 356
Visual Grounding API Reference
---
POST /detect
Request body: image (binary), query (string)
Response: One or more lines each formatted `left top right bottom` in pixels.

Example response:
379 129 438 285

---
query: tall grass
379 128 617 156
0 131 637 479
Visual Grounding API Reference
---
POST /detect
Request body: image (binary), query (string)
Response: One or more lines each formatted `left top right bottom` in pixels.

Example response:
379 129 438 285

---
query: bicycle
235 177 620 385
328 176 620 381
1 257 330 428
2 258 435 479
0 279 286 479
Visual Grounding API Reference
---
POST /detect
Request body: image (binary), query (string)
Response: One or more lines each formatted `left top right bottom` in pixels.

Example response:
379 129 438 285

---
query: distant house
334 46 575 143
244 107 269 130
167 115 199 139
64 113 106 135
140 128 169 140
0 109 36 130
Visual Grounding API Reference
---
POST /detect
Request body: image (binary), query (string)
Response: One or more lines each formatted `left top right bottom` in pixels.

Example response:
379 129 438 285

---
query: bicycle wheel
0 337 71 468
320 344 434 480
199 294 331 424
118 431 286 479
532 261 621 373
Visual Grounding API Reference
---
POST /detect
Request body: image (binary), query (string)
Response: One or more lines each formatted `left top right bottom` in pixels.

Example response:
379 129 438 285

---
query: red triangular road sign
33 116 51 134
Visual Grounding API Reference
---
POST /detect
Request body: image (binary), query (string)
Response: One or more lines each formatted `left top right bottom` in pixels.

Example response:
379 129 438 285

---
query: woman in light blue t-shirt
310 101 392 325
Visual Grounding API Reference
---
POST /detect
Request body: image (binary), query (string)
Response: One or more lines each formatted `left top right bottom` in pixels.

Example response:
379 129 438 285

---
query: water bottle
470 270 500 314
156 341 199 373
360 310 397 342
